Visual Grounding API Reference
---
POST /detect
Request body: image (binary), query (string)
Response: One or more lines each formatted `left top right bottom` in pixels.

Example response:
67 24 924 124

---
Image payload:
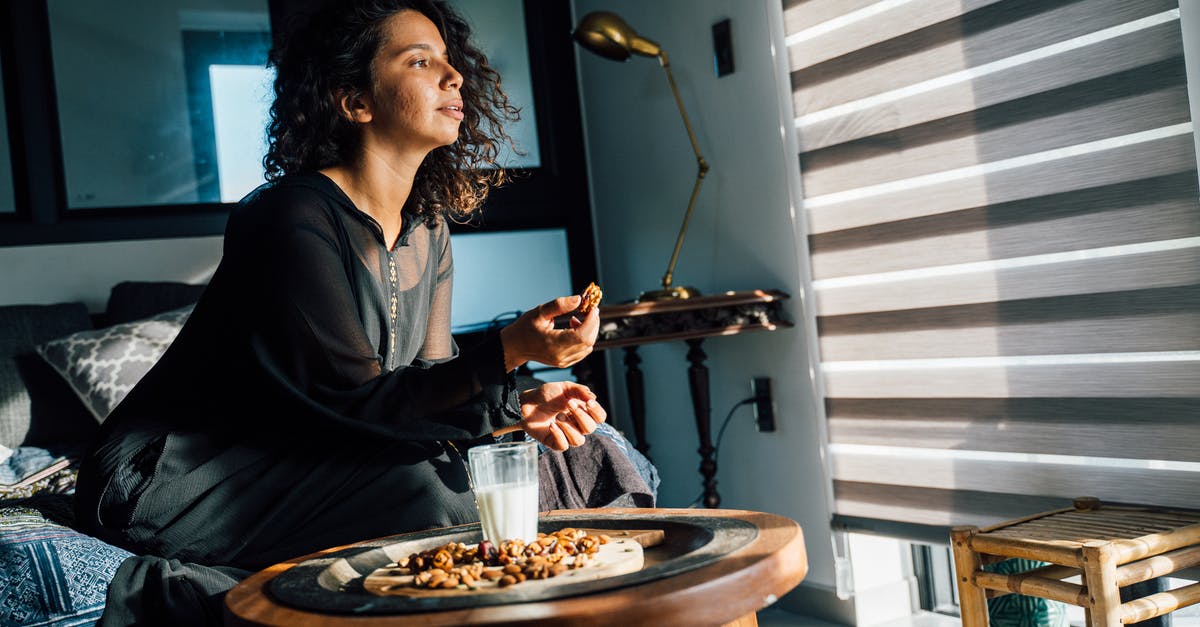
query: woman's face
361 10 465 154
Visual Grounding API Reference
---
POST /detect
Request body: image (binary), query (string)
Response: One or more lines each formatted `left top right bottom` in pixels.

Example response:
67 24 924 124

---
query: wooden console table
573 289 792 508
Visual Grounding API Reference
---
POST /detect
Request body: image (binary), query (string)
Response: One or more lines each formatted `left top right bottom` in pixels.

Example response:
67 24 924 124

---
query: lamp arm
662 169 706 290
657 51 709 291
658 51 708 173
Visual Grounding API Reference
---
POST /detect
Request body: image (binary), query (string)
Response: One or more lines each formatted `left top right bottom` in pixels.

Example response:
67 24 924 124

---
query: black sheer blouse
129 172 522 441
76 173 523 566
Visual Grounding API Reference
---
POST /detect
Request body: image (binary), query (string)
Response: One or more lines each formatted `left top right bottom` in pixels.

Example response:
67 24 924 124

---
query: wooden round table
224 507 807 627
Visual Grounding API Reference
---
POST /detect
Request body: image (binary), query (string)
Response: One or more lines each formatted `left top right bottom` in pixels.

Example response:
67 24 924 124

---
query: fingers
558 382 597 402
575 307 600 342
544 421 570 451
564 400 598 435
552 397 606 449
538 296 583 320
522 383 607 451
586 398 607 424
555 417 586 447
515 296 599 369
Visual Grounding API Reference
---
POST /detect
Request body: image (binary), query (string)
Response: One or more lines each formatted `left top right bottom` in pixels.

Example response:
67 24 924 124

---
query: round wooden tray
267 511 757 615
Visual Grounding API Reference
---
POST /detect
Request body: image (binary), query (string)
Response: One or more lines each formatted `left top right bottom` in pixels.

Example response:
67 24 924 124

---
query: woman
74 0 616 623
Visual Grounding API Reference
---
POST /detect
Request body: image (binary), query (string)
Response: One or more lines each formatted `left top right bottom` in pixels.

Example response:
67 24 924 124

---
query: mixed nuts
384 527 612 590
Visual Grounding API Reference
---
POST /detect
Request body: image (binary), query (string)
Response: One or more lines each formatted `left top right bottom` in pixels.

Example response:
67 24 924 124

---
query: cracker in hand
578 282 602 315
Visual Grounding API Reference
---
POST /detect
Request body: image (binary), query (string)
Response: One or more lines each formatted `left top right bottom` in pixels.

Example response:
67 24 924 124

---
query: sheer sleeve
227 189 519 441
417 219 456 363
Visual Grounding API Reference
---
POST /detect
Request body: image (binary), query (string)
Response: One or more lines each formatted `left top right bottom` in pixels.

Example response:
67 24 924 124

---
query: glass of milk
467 440 539 543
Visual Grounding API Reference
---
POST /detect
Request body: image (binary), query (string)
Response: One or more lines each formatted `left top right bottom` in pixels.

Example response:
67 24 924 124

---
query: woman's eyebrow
395 43 447 56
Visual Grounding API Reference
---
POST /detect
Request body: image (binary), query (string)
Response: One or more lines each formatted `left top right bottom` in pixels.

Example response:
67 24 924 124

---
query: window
451 228 575 380
1 1 585 255
206 63 274 202
178 25 274 203
783 0 1200 531
35 0 541 213
46 1 272 209
453 0 540 169
450 228 572 333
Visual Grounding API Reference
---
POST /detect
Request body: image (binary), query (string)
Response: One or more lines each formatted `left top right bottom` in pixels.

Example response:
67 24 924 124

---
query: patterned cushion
0 506 132 626
35 306 193 422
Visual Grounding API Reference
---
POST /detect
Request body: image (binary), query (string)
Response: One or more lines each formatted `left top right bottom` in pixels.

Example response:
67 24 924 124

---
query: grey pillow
35 305 193 422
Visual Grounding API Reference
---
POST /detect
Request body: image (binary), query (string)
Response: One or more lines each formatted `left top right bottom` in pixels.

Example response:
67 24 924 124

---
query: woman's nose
443 64 463 90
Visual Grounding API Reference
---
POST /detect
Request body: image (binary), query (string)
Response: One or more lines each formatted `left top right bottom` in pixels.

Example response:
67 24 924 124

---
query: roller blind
784 0 1200 530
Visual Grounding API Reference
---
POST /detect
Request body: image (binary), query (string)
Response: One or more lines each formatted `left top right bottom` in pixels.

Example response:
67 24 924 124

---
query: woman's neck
321 145 426 249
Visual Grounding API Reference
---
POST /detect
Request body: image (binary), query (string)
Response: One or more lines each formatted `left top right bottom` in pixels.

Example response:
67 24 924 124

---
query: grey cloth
0 303 97 449
537 429 656 511
592 422 659 498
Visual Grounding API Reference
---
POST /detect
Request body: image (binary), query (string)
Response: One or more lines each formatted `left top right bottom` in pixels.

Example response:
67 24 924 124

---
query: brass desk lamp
573 11 708 301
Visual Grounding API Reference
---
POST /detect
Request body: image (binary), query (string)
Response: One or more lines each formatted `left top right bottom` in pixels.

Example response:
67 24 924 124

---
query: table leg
623 347 650 458
686 339 719 508
950 526 989 627
1080 542 1122 627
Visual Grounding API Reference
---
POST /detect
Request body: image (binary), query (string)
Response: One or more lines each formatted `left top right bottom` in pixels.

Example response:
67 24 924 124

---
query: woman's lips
439 102 464 121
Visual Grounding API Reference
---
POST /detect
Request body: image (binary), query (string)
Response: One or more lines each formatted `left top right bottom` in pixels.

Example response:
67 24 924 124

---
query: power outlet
752 377 775 432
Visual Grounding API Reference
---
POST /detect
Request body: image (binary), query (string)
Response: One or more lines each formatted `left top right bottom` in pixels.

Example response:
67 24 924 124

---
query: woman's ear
336 89 373 124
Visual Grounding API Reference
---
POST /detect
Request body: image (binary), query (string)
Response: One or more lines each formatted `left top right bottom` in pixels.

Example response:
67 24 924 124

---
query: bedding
0 500 133 627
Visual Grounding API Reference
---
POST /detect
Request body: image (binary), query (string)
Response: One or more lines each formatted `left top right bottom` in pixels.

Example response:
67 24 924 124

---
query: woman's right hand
519 382 606 451
500 296 599 371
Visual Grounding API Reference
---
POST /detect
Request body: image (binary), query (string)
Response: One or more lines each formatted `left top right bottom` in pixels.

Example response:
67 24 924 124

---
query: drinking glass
467 440 539 543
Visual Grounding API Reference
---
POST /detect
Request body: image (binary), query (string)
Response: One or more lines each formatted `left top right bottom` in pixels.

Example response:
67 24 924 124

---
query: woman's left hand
519 381 607 452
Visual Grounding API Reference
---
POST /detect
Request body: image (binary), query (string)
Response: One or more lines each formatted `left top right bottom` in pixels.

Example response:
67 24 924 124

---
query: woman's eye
411 58 429 68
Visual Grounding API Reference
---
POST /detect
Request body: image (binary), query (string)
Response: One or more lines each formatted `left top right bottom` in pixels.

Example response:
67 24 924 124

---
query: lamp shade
572 11 661 61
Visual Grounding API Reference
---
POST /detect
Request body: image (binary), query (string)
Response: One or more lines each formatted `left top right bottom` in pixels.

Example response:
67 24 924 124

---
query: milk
475 481 538 543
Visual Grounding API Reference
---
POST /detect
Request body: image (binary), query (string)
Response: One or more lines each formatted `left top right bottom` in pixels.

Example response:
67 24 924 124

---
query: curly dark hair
264 0 519 223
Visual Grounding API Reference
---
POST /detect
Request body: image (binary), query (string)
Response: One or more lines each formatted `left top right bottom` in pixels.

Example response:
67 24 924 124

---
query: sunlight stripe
784 0 917 46
794 10 1180 128
811 236 1200 290
822 351 1200 372
803 123 1192 208
829 443 1200 472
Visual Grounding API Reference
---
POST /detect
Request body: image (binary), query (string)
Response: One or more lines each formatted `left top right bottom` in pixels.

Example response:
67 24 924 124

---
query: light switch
713 18 734 77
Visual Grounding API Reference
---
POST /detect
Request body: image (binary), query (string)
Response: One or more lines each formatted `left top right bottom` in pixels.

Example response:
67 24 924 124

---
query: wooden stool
951 497 1200 626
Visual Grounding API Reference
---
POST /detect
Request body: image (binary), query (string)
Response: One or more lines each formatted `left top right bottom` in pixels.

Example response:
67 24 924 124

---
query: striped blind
783 0 1200 530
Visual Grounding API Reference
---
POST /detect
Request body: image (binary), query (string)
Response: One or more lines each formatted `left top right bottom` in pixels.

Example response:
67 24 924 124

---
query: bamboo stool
951 497 1200 626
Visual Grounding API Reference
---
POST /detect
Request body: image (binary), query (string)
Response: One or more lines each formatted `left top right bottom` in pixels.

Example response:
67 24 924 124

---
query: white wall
571 0 836 590
0 237 222 312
